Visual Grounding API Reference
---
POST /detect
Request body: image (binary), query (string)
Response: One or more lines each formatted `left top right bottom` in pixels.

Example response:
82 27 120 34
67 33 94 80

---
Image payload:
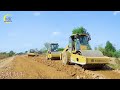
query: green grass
0 54 9 60
108 58 120 70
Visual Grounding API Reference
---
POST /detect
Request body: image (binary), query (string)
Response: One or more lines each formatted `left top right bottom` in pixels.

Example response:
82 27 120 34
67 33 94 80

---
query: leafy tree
0 52 9 59
95 41 118 57
114 50 120 58
40 47 47 53
25 51 28 54
58 48 64 51
87 44 92 50
72 26 91 50
37 50 42 54
94 47 97 50
104 41 116 57
35 48 39 52
96 45 105 55
105 41 116 52
17 52 24 55
72 26 86 34
44 42 50 50
9 50 15 57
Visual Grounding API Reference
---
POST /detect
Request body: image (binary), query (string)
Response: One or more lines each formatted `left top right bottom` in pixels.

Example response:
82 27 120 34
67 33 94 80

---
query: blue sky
0 11 120 53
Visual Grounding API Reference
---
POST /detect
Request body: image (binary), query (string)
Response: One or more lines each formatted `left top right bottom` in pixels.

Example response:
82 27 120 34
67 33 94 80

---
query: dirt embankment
0 55 120 79
0 55 93 79
0 56 73 79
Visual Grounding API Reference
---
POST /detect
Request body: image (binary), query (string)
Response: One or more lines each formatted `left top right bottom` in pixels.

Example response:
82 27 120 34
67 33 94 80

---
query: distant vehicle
46 43 62 60
28 49 39 57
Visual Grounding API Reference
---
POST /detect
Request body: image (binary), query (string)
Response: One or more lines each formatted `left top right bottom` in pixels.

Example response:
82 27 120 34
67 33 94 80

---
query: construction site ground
0 54 120 79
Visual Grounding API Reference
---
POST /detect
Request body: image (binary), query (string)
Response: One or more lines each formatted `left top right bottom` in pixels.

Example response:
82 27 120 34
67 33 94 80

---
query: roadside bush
95 41 120 58
113 50 120 58
104 50 115 57
58 48 64 51
95 45 105 55
8 51 15 57
0 52 9 59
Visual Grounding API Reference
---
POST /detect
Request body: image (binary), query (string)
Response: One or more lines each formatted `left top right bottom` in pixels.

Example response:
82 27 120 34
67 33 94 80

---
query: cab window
51 44 58 51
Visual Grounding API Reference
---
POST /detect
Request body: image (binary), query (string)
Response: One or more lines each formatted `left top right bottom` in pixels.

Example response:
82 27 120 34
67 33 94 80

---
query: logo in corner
3 14 12 24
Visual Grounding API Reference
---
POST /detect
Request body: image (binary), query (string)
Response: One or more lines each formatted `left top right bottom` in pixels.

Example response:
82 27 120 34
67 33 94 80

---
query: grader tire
62 51 70 65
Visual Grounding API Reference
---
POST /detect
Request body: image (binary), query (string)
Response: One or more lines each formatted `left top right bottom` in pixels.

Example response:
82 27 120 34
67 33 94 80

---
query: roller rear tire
62 51 70 65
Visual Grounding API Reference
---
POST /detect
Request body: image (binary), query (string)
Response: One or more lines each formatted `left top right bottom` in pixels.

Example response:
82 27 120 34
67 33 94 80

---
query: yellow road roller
61 33 110 69
46 43 62 60
28 49 39 57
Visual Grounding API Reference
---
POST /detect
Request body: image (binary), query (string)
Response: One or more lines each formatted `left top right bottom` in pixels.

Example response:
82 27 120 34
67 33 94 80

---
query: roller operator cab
62 33 110 69
46 43 62 60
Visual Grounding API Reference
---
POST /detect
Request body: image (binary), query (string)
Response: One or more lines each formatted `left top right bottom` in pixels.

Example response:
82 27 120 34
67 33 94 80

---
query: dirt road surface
0 55 120 79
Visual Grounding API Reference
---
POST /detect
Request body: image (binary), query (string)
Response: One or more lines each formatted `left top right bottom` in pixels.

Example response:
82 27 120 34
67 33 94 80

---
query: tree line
0 51 16 59
95 41 120 58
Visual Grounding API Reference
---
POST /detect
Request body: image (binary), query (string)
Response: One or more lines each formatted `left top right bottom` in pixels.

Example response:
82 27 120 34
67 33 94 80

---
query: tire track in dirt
34 55 120 79
33 55 94 79
90 70 120 79
0 55 75 79
0 55 120 79
0 56 15 68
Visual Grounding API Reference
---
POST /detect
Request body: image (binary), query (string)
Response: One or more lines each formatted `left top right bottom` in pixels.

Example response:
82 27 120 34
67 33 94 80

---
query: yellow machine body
28 53 36 56
71 54 109 65
46 43 61 60
61 33 110 68
47 52 61 59
28 49 39 57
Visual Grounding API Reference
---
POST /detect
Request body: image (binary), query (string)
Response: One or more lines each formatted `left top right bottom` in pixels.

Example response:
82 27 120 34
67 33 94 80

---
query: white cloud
113 11 120 15
33 11 41 16
52 31 61 35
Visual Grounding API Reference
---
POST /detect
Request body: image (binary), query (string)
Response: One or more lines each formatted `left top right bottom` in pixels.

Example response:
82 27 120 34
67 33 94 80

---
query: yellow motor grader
46 43 62 60
61 33 110 69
